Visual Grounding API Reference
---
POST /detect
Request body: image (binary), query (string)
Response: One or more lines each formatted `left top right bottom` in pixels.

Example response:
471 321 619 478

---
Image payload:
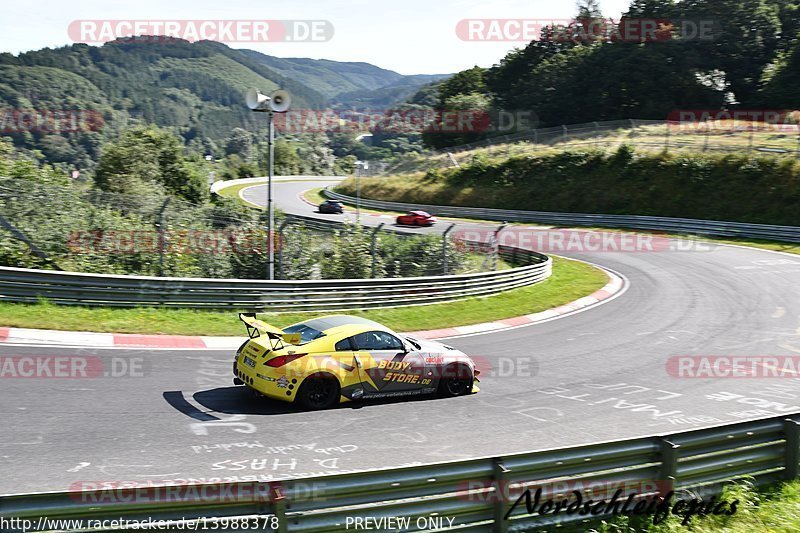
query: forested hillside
0 38 443 168
240 50 448 104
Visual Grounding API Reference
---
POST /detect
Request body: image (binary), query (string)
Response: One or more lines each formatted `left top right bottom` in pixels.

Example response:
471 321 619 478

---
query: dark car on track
318 200 344 214
396 210 437 226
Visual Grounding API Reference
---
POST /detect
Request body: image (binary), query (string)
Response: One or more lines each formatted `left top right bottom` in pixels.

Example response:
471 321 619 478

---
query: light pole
246 88 291 280
354 160 369 225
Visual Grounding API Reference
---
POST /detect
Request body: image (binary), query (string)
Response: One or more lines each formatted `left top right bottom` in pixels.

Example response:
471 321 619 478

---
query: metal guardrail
2 413 798 532
0 250 550 312
324 190 800 243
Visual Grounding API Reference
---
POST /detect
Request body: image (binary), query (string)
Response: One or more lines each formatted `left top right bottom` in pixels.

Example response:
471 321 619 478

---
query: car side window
353 331 405 351
335 337 354 351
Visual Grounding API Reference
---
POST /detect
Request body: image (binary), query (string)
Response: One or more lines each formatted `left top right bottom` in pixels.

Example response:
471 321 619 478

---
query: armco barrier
1 414 798 532
0 251 550 312
324 190 800 243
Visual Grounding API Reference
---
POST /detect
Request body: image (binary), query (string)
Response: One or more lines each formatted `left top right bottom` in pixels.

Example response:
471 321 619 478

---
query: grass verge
214 180 266 209
0 257 606 336
579 478 800 532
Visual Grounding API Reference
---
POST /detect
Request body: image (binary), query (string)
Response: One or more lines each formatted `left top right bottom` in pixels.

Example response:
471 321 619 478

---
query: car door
352 330 429 397
331 336 364 400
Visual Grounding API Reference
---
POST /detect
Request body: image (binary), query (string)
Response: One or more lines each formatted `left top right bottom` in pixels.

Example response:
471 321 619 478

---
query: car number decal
243 356 256 368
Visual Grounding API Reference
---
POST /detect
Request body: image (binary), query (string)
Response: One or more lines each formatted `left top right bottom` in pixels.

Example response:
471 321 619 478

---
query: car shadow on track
183 386 455 417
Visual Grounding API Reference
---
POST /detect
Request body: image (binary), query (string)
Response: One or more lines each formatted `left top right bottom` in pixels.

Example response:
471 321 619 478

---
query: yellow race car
233 314 479 410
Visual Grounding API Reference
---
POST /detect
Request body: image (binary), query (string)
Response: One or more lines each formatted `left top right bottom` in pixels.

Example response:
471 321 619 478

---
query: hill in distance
241 49 449 108
0 37 450 166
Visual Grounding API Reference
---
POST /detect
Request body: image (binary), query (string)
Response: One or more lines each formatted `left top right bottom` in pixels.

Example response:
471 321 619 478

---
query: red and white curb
0 269 625 350
0 327 246 350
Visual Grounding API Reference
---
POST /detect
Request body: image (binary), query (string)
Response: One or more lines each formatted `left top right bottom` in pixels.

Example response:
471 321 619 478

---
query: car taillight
266 354 307 367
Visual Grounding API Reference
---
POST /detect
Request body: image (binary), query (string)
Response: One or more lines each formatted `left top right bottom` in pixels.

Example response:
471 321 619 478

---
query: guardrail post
783 419 800 480
664 122 670 151
492 457 510 533
270 483 288 533
443 223 455 274
370 223 384 278
562 124 568 143
658 438 680 494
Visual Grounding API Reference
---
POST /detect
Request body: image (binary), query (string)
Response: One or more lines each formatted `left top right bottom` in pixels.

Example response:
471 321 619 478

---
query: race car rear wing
238 313 302 345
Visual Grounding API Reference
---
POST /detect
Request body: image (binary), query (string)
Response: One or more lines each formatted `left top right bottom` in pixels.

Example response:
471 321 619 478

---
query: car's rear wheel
297 375 340 410
438 365 473 398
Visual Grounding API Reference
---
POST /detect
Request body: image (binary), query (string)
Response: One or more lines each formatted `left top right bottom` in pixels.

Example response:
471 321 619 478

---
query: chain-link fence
360 119 800 174
0 177 513 280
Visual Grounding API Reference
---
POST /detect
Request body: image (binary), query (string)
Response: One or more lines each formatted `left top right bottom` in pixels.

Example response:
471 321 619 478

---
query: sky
1 0 632 75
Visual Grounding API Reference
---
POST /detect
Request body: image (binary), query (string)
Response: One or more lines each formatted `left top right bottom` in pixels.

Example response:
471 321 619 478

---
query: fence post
370 223 384 278
562 124 568 144
492 223 507 270
156 198 171 277
664 122 670 151
447 152 460 168
593 121 600 147
443 223 455 274
784 419 800 480
629 118 636 138
748 128 754 153
492 457 510 533
0 214 61 270
796 125 799 159
703 121 709 152
658 438 680 494
277 219 289 279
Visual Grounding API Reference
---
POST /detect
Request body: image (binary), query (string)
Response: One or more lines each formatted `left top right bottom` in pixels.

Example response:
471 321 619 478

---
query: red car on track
396 210 437 226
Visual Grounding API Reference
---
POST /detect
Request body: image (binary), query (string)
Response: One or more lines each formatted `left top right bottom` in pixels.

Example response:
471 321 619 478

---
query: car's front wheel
438 364 473 398
296 375 340 410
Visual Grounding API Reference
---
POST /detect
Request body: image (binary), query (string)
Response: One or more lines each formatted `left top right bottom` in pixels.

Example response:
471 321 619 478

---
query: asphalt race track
3 180 800 495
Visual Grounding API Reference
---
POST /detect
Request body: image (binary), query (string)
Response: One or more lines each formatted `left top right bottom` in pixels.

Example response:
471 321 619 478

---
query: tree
758 36 800 107
273 138 301 175
94 126 208 202
435 66 487 109
225 128 254 160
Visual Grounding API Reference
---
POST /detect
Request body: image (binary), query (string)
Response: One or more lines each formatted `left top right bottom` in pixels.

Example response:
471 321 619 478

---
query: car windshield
282 323 325 344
